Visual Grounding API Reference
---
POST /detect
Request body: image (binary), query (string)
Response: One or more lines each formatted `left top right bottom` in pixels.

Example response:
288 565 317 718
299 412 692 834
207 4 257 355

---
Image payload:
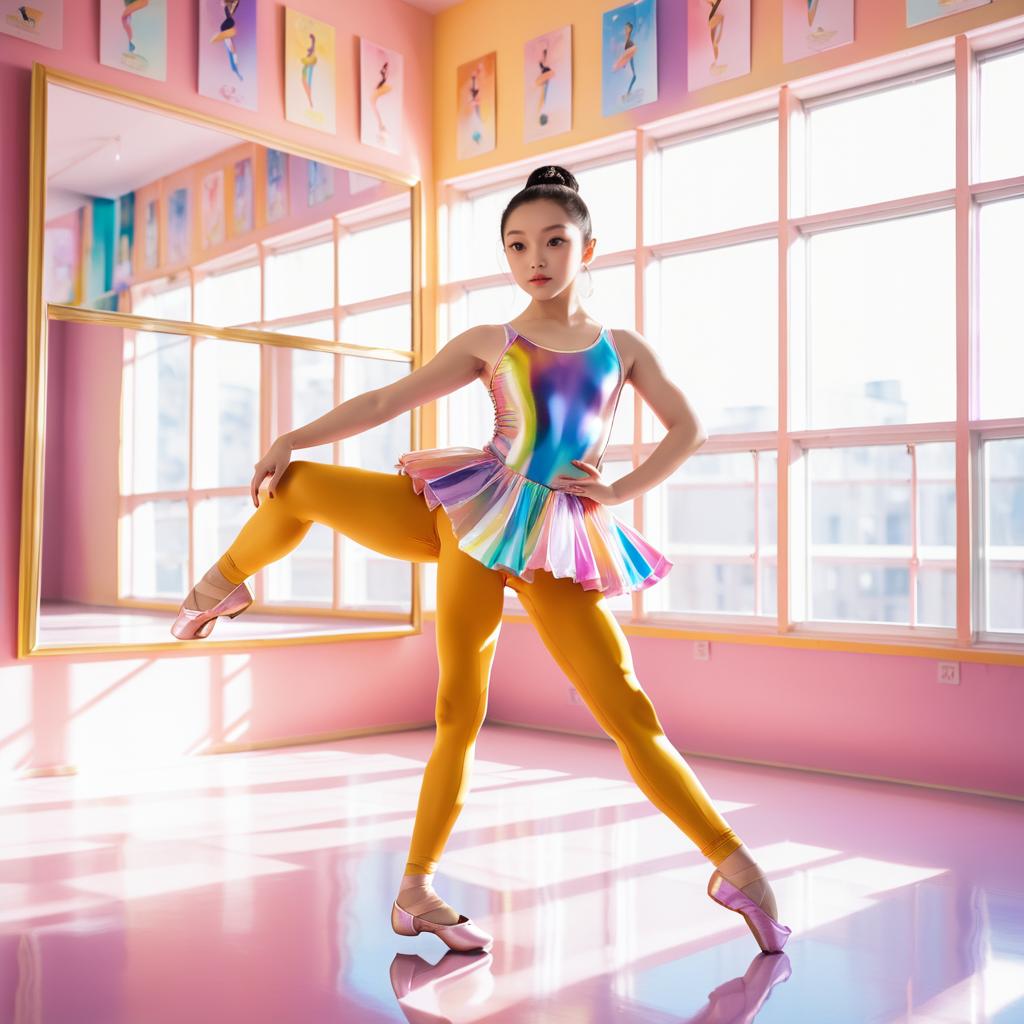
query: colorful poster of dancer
1 0 62 48
523 25 571 144
198 0 257 110
456 52 496 160
306 160 334 207
284 7 336 134
359 37 404 155
906 0 989 26
112 192 135 291
601 0 657 116
231 157 253 236
99 0 167 81
687 0 749 92
201 169 225 250
143 196 159 269
783 0 853 63
43 208 81 304
167 186 191 266
265 148 288 223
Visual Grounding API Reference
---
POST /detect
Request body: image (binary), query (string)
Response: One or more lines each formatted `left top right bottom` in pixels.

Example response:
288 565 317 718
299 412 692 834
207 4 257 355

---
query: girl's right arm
250 327 487 506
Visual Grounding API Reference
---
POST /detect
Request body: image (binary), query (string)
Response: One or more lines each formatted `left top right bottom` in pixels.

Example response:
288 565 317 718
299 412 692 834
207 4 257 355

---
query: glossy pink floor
2 723 1022 1024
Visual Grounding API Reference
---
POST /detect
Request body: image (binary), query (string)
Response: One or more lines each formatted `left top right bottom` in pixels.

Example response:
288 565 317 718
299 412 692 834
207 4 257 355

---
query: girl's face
503 198 595 297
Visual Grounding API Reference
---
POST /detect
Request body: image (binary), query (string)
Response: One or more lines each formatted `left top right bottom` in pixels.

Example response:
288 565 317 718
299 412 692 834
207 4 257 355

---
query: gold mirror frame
19 63 425 657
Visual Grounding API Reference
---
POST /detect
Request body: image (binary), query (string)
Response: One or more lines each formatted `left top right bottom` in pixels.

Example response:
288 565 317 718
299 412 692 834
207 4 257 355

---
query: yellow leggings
216 460 745 875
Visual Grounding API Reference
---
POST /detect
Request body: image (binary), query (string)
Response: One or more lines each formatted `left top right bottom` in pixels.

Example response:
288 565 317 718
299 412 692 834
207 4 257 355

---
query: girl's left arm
606 329 707 504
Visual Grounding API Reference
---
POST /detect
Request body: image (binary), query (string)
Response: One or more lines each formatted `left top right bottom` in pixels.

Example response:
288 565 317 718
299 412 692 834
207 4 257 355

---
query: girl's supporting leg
214 460 442 585
508 568 744 867
398 508 507 924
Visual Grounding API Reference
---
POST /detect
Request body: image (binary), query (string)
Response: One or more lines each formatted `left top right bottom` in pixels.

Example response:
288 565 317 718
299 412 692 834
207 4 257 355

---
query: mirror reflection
34 80 418 650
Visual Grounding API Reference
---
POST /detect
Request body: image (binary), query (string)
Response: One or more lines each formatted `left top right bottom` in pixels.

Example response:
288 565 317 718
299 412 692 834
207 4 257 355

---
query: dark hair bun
524 164 579 193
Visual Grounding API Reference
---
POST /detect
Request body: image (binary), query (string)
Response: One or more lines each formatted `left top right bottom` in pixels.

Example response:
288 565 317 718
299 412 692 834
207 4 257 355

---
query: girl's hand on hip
251 436 294 507
553 460 620 506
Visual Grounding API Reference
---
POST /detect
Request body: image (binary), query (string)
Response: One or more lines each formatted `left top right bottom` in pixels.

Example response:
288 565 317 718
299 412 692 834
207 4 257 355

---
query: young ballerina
171 164 792 957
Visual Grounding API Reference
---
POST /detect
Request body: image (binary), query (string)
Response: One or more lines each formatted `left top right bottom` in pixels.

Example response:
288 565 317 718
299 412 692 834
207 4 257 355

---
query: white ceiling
46 83 241 218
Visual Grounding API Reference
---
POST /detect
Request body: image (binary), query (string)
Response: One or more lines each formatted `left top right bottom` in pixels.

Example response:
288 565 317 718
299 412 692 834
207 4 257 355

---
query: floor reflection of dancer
121 0 149 54
170 161 793 961
706 0 724 63
210 0 243 82
372 60 392 133
301 32 317 107
535 46 554 124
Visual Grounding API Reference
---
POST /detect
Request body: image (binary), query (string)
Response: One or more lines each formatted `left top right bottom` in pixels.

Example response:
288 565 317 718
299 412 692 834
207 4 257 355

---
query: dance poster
783 0 853 63
43 208 81 304
524 25 572 144
687 0 750 92
143 197 159 269
113 192 135 290
456 52 496 160
601 0 657 116
265 148 288 223
198 0 258 110
99 0 167 82
306 160 334 207
166 186 191 265
1 0 62 49
906 0 990 26
284 7 336 134
359 37 404 155
231 157 253 236
201 169 225 249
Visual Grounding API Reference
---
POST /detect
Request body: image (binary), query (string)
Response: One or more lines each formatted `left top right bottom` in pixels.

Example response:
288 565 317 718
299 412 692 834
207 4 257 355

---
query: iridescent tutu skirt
396 445 673 597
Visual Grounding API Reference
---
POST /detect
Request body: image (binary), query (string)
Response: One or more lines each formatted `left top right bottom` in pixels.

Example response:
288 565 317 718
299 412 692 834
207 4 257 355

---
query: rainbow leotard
395 322 673 596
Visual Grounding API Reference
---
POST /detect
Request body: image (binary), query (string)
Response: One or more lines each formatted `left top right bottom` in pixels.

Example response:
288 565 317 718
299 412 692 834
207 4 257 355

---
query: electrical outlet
568 686 584 705
938 662 960 685
694 640 709 661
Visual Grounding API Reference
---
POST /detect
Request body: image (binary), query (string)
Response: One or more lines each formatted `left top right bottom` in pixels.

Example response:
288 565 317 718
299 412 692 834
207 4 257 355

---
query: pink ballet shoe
170 580 254 640
707 868 792 954
391 899 494 953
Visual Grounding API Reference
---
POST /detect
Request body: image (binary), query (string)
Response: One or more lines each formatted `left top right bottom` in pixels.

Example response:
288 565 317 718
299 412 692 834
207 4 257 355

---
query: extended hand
552 459 621 506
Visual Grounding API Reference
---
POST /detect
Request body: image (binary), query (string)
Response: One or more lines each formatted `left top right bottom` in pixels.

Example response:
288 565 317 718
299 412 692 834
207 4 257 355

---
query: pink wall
1 2 1021 801
41 320 121 605
0 2 440 776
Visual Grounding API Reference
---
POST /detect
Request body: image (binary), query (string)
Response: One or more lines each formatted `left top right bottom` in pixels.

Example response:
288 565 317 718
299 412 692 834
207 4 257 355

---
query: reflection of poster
783 0 853 63
307 160 334 206
266 148 288 222
232 157 253 235
907 0 990 24
284 7 336 133
524 26 571 143
602 0 657 115
44 207 82 304
99 0 167 81
456 52 495 160
1 0 63 48
201 169 225 249
167 186 190 264
113 192 135 290
686 0 748 92
198 0 257 109
359 37 403 155
144 197 159 268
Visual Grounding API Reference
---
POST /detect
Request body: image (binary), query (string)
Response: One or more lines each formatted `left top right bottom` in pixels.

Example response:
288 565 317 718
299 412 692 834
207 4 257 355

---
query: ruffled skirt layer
395 445 673 598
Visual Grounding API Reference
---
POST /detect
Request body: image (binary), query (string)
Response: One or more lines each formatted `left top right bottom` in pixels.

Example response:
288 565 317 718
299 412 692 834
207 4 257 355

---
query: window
438 32 1024 652
121 209 414 614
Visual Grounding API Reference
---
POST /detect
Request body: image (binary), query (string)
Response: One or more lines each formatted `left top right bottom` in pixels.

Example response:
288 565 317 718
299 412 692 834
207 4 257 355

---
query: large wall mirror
20 66 423 656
